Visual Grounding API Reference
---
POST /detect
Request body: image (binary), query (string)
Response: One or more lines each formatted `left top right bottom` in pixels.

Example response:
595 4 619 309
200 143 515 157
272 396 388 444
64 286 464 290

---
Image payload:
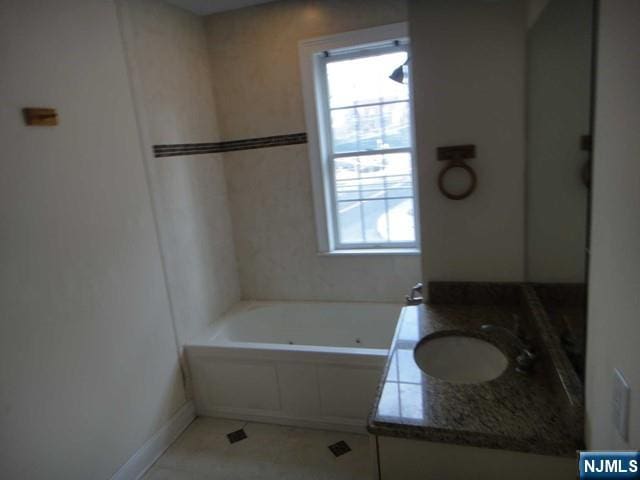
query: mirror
525 0 595 381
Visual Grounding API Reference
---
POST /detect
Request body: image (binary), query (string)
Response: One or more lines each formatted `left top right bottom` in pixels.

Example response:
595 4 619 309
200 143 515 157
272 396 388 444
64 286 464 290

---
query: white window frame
299 23 420 255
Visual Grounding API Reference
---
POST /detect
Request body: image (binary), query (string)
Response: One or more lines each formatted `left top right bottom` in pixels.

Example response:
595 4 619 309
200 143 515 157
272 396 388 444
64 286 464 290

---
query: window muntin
319 46 417 250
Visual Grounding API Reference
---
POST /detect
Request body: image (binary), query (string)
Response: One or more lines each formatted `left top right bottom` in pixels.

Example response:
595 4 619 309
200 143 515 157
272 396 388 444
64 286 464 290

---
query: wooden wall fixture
23 108 58 126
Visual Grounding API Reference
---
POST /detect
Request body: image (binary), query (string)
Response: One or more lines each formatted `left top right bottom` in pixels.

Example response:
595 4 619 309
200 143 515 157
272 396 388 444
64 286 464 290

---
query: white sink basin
414 334 508 384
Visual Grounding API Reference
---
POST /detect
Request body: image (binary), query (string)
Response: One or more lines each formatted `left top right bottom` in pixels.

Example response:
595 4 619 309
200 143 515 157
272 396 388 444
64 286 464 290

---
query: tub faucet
480 320 536 374
405 282 423 306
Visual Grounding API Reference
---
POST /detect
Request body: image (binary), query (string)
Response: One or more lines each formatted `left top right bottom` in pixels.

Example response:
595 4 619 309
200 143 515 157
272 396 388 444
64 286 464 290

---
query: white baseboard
111 401 196 480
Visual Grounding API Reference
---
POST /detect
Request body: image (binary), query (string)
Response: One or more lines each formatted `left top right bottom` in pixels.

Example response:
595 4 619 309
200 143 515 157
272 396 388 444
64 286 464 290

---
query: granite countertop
367 304 579 457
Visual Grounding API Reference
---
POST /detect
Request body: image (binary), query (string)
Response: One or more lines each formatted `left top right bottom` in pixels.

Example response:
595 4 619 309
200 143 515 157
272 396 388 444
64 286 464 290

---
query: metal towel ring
438 162 477 200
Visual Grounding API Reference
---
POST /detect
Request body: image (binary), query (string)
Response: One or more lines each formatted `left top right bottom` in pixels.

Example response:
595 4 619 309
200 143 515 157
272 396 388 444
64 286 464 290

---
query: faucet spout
480 324 529 351
480 321 536 374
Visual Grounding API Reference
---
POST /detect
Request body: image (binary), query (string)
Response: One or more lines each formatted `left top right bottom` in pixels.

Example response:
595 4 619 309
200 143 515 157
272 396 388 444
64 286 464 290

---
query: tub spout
405 282 423 305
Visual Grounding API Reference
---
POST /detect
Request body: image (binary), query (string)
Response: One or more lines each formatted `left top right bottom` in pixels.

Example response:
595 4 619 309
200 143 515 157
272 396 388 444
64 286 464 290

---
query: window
300 24 419 254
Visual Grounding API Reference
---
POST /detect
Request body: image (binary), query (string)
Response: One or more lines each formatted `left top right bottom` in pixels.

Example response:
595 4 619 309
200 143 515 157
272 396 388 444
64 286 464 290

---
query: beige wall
585 0 640 449
526 0 592 282
118 0 241 343
409 0 527 285
205 0 422 302
0 0 186 478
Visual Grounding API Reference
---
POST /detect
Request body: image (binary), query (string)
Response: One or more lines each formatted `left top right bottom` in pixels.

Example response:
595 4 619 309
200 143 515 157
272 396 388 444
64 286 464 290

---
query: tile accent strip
153 132 307 157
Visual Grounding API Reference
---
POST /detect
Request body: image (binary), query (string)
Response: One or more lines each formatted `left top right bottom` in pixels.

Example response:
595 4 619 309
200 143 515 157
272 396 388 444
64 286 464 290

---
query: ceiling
165 0 277 15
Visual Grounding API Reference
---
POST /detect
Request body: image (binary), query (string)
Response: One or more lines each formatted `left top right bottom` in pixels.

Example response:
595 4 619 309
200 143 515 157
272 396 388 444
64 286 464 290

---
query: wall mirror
525 0 595 381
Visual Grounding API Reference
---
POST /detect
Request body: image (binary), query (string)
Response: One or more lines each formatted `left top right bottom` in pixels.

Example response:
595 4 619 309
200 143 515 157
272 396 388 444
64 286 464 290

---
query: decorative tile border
153 132 307 157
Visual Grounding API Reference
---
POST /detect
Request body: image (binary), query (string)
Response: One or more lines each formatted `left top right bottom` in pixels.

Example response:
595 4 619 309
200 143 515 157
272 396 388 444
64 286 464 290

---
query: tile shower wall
205 0 421 302
119 0 240 342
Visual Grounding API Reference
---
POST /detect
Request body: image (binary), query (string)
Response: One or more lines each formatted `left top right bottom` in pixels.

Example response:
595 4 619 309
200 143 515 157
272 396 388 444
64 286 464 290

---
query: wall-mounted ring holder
437 144 477 200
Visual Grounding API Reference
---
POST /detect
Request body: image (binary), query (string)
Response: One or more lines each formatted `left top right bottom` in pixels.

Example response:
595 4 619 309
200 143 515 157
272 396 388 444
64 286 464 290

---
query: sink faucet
405 282 423 305
480 319 536 374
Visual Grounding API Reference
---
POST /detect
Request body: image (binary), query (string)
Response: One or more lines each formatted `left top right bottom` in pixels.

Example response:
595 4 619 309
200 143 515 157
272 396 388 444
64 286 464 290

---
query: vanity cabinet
373 436 575 480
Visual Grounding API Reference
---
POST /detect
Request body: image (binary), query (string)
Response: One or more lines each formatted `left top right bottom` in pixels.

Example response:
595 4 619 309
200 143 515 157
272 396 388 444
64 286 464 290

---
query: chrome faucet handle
519 345 537 360
516 349 537 374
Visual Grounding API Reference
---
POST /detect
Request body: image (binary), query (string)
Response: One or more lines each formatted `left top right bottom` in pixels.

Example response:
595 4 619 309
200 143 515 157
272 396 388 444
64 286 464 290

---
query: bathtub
185 301 402 432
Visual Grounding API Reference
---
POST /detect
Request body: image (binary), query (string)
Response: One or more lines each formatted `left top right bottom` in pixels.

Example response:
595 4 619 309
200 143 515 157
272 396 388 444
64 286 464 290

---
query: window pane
330 105 380 153
335 153 413 200
360 176 385 199
381 102 411 150
334 153 416 245
362 199 387 243
337 201 364 244
386 198 416 242
330 102 410 154
326 52 409 109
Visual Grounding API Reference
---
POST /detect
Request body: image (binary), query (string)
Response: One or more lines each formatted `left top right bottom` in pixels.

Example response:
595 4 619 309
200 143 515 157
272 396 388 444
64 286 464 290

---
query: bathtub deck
143 417 373 479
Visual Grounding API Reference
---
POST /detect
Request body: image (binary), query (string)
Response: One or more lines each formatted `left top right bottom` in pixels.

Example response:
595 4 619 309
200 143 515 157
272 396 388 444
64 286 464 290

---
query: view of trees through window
325 50 416 246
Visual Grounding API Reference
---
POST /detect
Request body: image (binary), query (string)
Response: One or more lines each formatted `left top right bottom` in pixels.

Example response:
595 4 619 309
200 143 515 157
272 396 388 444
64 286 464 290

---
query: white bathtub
185 301 402 432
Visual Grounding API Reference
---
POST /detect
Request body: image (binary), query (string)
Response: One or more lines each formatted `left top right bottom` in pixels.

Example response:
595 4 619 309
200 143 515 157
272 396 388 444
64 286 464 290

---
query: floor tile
144 466 209 480
144 417 372 480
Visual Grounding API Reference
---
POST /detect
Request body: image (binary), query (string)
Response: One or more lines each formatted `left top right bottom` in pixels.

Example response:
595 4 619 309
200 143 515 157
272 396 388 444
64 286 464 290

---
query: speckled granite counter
367 302 581 457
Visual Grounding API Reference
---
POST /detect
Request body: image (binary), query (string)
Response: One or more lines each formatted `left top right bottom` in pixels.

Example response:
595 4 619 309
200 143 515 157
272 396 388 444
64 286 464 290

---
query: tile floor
143 417 373 480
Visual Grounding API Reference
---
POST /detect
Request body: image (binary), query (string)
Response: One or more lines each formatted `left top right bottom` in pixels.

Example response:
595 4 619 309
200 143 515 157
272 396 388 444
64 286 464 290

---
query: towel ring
438 162 477 200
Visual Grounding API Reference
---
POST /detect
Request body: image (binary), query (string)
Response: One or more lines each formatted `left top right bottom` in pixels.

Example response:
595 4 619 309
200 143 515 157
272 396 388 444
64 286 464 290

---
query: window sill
318 248 421 257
